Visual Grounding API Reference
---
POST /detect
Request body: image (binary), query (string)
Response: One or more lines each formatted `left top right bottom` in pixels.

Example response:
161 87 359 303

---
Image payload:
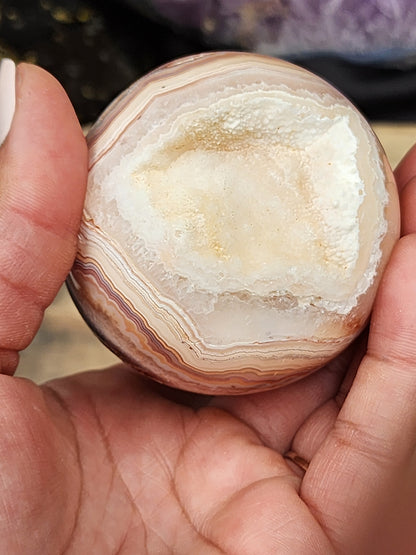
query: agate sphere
68 52 400 394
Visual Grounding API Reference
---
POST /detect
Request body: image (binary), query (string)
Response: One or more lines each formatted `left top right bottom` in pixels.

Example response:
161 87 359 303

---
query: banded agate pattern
68 52 400 394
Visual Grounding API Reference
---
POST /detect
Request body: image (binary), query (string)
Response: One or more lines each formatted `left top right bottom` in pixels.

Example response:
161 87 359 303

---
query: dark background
1 0 416 125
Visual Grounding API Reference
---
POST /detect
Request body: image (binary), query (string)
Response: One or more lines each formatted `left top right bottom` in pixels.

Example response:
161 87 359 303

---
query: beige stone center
137 143 324 275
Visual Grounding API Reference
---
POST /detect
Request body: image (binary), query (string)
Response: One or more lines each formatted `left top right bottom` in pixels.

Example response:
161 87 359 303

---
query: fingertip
0 349 19 376
394 143 416 190
1 62 88 229
399 176 416 236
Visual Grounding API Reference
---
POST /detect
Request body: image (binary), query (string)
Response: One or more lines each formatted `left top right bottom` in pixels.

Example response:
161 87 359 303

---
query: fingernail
0 58 16 147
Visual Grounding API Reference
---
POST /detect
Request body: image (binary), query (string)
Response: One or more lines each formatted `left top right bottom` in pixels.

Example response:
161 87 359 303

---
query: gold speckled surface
16 123 416 384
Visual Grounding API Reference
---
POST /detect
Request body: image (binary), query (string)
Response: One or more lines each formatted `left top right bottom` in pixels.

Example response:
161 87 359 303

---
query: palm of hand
2 357 345 554
4 327 414 554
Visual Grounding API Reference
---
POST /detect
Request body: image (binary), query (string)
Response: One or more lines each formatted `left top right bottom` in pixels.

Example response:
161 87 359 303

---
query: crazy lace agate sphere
68 52 400 394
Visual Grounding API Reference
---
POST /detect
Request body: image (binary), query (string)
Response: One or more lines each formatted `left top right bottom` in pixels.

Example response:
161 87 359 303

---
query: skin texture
0 63 416 554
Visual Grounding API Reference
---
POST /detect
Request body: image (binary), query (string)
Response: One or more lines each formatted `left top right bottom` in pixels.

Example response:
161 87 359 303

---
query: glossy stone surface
68 52 400 394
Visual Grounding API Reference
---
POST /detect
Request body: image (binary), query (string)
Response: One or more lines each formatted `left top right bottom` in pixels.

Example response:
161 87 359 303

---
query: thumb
0 60 88 374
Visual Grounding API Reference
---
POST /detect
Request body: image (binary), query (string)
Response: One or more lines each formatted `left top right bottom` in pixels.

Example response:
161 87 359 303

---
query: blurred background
1 0 415 382
2 0 416 123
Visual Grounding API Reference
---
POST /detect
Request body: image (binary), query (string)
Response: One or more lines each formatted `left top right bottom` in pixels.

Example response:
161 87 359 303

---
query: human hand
1 61 415 554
